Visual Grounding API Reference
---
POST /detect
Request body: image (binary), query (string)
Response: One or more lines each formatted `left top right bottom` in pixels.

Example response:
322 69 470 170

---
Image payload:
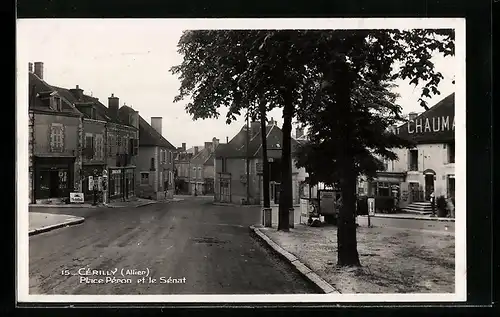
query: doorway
424 174 435 200
49 170 59 197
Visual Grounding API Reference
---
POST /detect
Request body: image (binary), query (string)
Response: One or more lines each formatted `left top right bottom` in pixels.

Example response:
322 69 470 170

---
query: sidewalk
29 212 84 236
366 213 455 222
29 198 157 209
251 222 455 294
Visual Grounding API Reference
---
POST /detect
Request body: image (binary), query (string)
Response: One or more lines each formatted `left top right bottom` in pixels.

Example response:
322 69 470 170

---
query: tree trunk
260 100 270 208
278 101 293 231
337 166 361 266
335 62 361 267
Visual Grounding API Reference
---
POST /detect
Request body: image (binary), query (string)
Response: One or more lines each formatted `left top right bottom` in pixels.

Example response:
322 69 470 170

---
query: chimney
194 146 199 155
408 112 418 121
250 120 260 138
182 143 186 151
296 127 304 139
69 85 84 101
204 142 213 153
129 110 139 129
34 62 44 79
212 137 219 149
28 62 33 73
226 136 229 143
151 117 163 136
269 117 277 126
108 93 119 121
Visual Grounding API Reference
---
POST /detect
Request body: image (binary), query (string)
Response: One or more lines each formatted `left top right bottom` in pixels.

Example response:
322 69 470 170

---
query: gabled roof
215 123 299 158
130 112 176 150
395 93 455 144
191 146 215 166
28 72 81 116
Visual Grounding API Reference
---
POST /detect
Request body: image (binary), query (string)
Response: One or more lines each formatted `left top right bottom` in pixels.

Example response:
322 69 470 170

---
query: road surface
29 197 319 295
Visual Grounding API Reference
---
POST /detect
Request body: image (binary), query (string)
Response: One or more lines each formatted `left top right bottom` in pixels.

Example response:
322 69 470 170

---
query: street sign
367 197 375 215
70 192 85 204
88 176 94 191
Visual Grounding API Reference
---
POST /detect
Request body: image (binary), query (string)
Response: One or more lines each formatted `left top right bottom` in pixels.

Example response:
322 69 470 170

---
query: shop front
34 156 75 201
108 167 136 201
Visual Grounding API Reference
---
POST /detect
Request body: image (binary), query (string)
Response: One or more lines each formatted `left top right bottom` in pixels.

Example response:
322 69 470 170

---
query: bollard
289 208 295 228
262 208 272 227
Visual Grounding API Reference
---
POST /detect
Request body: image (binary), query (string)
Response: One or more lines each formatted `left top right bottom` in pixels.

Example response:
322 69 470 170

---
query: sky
18 19 456 149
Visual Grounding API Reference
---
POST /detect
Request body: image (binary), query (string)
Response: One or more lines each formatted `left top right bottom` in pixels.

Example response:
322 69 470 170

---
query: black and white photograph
16 18 466 303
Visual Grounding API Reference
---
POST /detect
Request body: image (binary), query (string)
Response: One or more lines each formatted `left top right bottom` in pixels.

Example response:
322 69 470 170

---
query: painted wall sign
394 93 455 144
70 192 84 203
398 115 455 135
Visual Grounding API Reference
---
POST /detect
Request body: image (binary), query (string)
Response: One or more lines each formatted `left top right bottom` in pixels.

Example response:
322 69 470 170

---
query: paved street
29 197 319 295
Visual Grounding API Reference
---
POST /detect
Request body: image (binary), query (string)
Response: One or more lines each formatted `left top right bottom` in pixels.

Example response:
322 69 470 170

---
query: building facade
29 63 84 204
133 116 176 200
28 62 140 204
214 119 307 205
173 143 192 194
358 93 455 211
189 138 219 195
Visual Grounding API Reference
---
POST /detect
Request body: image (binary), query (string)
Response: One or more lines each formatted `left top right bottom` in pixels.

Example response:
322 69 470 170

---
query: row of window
160 149 174 164
381 143 455 172
140 171 174 188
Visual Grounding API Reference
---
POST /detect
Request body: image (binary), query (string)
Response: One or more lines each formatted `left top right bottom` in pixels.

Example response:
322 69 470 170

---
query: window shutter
150 158 155 171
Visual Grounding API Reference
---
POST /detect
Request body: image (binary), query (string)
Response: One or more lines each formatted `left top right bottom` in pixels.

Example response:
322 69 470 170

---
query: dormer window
51 96 62 111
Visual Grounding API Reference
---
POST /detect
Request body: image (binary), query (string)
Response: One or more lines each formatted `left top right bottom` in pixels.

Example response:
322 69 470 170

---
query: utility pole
246 108 250 204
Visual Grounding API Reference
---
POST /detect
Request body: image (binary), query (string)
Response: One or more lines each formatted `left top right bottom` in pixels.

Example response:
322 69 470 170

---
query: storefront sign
70 192 85 203
403 115 455 134
111 169 121 174
367 197 375 215
88 176 94 191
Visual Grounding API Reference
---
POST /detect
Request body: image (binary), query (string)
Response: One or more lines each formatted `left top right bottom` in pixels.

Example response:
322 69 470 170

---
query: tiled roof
395 93 455 144
215 123 299 158
191 146 215 165
28 72 81 116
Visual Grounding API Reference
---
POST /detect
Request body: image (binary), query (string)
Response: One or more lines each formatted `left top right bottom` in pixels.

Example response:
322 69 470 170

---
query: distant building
189 138 219 195
358 93 455 213
174 143 192 194
131 115 176 200
214 118 307 205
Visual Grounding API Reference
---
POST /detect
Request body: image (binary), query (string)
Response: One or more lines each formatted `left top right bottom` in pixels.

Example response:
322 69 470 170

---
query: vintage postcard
16 18 466 303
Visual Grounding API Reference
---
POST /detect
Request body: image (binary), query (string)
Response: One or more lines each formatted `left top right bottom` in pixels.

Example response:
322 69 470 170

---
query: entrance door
49 170 59 197
424 174 435 200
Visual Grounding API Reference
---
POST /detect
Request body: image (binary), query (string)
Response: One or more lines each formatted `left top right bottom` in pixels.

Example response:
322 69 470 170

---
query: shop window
409 149 418 171
447 142 455 163
375 182 391 197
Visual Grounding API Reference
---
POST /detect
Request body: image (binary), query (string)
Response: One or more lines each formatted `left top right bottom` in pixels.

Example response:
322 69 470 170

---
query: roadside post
102 170 108 205
367 197 375 228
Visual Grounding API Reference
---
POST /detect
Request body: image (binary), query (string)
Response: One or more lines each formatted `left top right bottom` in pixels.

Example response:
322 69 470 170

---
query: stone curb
212 203 258 208
249 225 340 294
360 215 455 222
29 204 97 209
29 218 85 236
